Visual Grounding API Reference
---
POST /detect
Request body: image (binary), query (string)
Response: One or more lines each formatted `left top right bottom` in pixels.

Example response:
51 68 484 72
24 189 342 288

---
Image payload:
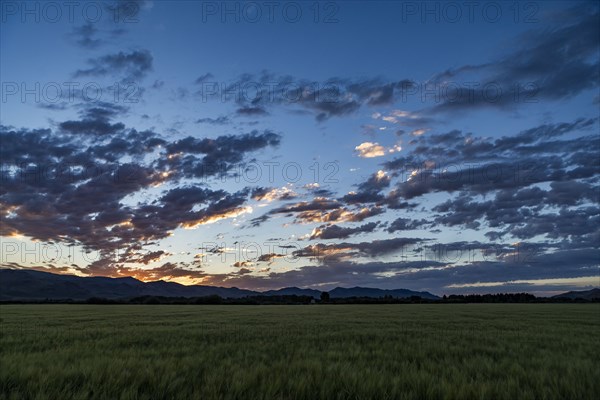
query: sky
0 0 599 296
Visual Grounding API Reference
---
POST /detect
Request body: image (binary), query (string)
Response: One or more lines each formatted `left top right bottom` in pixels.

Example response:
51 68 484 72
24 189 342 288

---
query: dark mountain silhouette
552 288 600 300
0 269 255 300
328 286 439 300
261 287 322 298
0 269 438 301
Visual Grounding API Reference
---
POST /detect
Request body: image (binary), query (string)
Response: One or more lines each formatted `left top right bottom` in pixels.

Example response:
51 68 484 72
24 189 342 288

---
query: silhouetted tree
320 292 330 302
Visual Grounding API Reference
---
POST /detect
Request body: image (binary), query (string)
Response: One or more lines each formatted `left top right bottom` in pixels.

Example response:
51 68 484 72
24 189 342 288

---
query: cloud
425 8 599 114
308 206 384 224
195 73 214 84
355 142 385 158
268 197 384 224
342 170 391 204
131 250 170 265
247 214 270 228
189 9 598 125
256 253 284 263
309 222 378 240
294 237 426 261
270 197 341 214
236 106 269 116
233 261 253 268
159 130 281 179
209 242 598 293
252 187 297 202
355 142 402 158
205 71 415 121
196 116 230 125
75 50 153 82
387 217 430 233
0 120 281 273
70 1 151 49
72 23 102 49
334 116 600 266
106 0 150 20
58 102 128 136
381 118 599 202
372 110 434 129
124 262 205 281
195 259 445 292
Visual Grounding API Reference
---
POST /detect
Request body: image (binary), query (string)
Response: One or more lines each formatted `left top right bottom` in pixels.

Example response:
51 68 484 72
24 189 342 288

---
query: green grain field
1 304 599 400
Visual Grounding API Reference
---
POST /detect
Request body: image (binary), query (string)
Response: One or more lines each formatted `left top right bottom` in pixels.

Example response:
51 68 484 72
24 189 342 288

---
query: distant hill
0 269 437 301
261 287 322 298
552 288 600 300
329 286 439 300
0 269 255 300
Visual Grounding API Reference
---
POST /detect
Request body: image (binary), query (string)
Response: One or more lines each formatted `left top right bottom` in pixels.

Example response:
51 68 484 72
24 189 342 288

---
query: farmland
1 304 599 399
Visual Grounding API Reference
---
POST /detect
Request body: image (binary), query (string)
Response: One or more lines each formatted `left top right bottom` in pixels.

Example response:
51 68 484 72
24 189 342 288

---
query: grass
1 304 599 399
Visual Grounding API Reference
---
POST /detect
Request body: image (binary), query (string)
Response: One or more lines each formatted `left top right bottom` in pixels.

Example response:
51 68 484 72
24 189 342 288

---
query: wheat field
1 304 599 400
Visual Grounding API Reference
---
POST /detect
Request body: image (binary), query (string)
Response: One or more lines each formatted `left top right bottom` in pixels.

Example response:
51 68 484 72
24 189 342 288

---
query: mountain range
551 288 600 301
0 269 439 301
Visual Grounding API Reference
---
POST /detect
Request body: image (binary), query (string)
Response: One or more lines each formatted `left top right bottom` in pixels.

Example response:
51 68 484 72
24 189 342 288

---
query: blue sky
1 0 599 295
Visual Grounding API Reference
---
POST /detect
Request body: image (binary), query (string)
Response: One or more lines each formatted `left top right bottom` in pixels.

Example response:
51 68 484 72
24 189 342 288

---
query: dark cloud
432 181 600 234
197 259 446 292
426 9 599 114
196 116 230 125
387 217 431 233
486 206 600 242
75 50 153 82
251 187 297 202
327 116 600 276
268 197 384 224
151 80 164 89
70 1 150 49
1 118 281 274
341 170 391 204
233 261 253 268
165 130 280 156
248 214 270 228
159 130 281 180
124 262 205 281
105 0 149 21
236 106 269 116
189 10 598 124
195 73 214 84
270 198 341 214
193 237 598 293
381 118 599 201
293 237 426 262
310 222 378 240
58 103 129 136
72 23 102 49
131 250 169 265
207 71 415 121
256 253 284 263
37 102 70 111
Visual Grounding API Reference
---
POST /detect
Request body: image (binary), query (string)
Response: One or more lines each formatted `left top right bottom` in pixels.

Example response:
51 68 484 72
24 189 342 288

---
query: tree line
1 292 597 304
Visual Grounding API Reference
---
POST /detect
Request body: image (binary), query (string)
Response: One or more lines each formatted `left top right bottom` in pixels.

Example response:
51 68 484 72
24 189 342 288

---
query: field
1 304 599 400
